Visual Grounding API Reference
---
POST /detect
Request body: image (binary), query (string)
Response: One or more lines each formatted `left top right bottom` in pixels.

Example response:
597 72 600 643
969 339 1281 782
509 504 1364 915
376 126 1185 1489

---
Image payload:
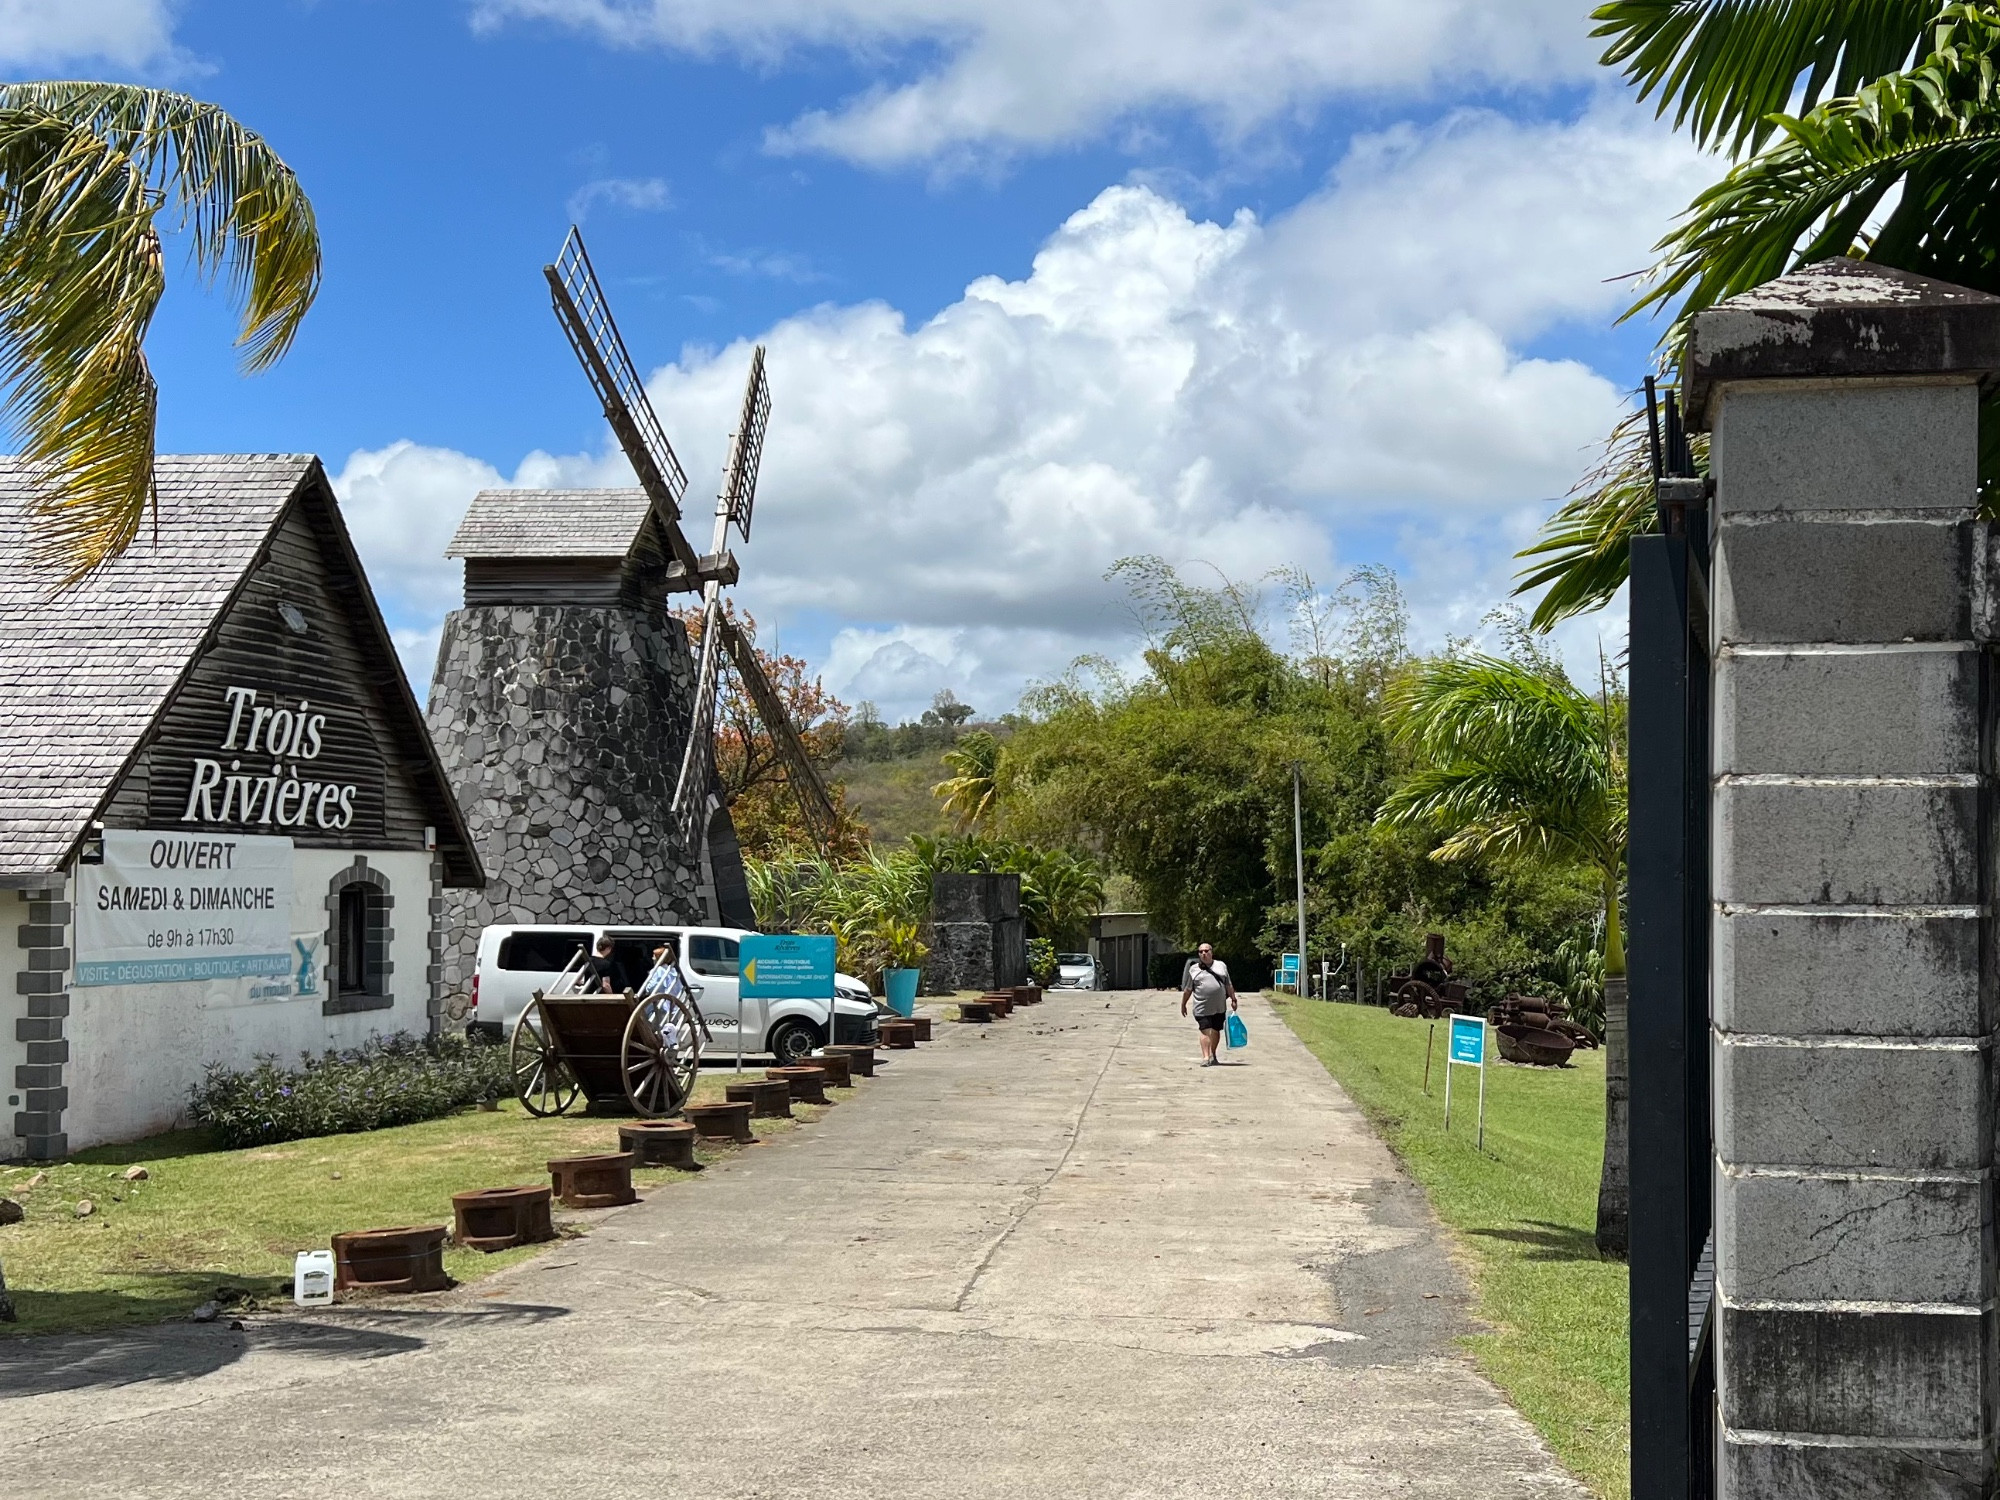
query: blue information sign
1279 952 1300 975
1448 1014 1486 1065
740 933 837 999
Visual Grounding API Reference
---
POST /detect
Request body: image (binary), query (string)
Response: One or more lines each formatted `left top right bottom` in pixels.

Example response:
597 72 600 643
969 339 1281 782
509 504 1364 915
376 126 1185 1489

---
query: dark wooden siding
464 558 627 607
98 494 433 852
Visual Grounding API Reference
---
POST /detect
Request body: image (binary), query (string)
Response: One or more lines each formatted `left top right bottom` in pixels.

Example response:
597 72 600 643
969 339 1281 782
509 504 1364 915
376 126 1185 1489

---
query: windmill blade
717 612 838 850
718 345 771 541
544 228 706 579
671 596 725 852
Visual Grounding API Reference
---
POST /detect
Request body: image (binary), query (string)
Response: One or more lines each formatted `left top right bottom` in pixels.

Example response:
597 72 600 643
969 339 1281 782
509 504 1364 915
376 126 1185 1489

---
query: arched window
325 859 393 1015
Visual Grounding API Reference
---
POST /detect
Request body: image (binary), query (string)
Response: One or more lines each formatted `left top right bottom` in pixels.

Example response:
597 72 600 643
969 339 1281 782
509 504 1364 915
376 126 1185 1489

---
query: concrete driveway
0 990 1586 1497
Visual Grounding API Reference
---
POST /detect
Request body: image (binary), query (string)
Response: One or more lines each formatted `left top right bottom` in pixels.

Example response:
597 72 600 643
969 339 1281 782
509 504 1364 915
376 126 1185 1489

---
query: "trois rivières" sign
180 685 362 830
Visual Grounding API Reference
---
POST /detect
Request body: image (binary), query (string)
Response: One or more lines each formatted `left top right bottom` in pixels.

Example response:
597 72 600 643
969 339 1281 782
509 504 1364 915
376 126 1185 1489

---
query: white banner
75 830 293 988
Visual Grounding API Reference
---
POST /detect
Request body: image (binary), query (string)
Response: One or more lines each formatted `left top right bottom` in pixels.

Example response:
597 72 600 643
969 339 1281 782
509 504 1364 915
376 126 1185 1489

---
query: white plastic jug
294 1249 335 1307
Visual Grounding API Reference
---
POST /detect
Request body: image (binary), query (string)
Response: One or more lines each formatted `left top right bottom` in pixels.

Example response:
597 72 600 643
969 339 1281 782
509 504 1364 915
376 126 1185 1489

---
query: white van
467 923 880 1065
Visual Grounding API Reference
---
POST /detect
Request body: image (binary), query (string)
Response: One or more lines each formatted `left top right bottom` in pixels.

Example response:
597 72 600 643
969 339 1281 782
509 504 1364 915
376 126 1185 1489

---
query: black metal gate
1627 383 1715 1500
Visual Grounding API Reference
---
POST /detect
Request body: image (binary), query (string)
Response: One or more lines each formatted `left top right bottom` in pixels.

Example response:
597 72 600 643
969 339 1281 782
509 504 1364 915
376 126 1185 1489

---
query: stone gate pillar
1692 261 2000 1497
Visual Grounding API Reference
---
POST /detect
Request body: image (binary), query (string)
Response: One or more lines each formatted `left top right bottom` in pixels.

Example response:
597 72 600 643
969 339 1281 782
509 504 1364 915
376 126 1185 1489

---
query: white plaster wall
65 847 436 1150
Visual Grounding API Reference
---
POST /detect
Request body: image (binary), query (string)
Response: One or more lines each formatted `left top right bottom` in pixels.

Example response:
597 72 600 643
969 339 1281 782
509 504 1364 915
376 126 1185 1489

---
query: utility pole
1291 762 1308 996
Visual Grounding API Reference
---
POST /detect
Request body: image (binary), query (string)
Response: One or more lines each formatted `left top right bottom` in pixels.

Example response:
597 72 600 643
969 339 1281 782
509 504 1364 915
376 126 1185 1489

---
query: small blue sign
1279 952 1300 975
741 933 837 999
1448 1014 1486 1066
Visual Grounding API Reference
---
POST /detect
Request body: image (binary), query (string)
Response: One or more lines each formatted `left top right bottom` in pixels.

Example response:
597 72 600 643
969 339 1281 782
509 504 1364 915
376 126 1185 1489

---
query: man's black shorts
1195 1012 1226 1033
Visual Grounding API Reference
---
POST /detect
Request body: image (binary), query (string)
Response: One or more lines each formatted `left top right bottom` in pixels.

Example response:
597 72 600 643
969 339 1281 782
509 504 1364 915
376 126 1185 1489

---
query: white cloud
0 0 180 70
337 104 1700 722
330 439 626 696
566 175 673 221
471 0 1598 165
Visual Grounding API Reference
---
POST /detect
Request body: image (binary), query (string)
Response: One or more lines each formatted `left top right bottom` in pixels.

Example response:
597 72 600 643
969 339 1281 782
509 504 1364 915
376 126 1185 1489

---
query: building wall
58 847 433 1151
0 884 54 1160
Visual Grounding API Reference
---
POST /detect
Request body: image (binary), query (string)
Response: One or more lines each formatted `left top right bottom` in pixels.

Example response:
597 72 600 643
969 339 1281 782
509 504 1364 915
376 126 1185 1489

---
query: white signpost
74 829 293 988
1441 1012 1489 1149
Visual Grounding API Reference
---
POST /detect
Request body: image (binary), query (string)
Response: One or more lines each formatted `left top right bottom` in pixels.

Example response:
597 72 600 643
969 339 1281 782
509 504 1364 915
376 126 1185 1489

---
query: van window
497 931 592 972
687 935 740 978
610 937 664 986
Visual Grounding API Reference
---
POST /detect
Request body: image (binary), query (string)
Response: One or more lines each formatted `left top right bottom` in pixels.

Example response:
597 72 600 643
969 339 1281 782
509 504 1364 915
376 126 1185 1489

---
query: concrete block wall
1707 373 1997 1495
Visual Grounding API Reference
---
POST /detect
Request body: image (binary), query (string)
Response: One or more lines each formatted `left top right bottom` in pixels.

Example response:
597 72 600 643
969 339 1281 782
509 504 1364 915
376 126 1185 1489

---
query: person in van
639 937 688 1002
578 934 629 995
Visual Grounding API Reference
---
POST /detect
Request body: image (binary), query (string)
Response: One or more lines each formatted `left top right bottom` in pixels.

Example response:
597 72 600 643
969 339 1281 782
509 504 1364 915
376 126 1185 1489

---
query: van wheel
768 1019 820 1066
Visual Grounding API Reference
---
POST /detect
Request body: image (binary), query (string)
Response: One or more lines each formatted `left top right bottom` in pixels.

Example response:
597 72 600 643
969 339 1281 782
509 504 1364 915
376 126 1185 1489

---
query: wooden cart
509 956 707 1118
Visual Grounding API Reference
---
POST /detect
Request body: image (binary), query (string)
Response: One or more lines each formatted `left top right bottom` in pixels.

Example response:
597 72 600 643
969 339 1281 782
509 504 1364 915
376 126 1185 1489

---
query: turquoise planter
883 968 920 1017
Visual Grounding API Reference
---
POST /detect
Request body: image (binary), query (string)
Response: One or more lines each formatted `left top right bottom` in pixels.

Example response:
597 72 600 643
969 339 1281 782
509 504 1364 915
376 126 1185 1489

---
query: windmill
543 227 839 864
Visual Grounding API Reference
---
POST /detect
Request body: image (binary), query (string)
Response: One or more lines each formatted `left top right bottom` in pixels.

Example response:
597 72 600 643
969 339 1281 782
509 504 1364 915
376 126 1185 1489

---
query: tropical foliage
0 83 320 580
1378 649 1631 1251
743 834 1103 984
1378 655 1627 976
1522 0 2000 624
997 559 1608 1008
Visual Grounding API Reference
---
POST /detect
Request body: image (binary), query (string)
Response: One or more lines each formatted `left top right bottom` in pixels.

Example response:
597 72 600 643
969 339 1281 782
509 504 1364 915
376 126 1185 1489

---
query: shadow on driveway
0 1302 570 1399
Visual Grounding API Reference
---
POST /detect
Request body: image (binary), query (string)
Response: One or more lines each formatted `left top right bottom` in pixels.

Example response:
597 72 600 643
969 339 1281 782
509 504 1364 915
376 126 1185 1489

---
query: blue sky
7 1 1711 720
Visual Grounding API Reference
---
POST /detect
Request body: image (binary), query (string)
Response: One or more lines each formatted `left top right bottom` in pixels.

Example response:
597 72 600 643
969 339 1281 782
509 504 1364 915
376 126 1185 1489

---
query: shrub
1026 937 1056 985
189 1032 514 1149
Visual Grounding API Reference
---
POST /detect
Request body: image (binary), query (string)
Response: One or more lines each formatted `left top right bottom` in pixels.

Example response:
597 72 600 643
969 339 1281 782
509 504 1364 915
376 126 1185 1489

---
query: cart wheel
621 994 702 1118
511 999 581 1117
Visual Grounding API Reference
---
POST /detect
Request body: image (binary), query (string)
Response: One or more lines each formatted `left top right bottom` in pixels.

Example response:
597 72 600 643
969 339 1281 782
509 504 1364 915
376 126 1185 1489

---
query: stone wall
928 872 1027 993
425 604 704 1006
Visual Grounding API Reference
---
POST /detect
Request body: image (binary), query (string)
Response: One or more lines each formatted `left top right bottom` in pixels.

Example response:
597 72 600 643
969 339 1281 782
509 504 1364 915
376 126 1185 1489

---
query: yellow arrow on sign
742 958 758 984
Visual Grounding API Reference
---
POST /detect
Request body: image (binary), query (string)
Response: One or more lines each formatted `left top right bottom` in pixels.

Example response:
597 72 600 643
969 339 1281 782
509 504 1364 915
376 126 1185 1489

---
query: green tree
1378 654 1632 1254
0 83 321 580
1520 0 2000 625
1004 558 1404 961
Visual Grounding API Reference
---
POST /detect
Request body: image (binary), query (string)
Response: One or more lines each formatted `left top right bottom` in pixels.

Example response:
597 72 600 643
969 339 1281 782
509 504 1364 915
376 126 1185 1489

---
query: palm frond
1592 0 1934 153
1528 6 2000 625
1636 6 2000 346
1515 408 1712 630
1378 656 1625 877
0 83 320 369
0 84 319 579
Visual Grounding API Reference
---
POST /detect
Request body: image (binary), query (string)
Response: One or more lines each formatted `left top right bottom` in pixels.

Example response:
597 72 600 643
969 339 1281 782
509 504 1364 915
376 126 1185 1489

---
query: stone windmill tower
425 230 836 1002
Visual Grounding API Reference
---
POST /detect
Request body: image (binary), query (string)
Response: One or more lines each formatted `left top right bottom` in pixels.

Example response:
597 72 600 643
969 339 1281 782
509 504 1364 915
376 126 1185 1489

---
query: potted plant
877 918 928 1018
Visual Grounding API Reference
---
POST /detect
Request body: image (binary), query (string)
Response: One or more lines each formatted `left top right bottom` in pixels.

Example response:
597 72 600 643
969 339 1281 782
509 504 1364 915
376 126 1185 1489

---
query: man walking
1180 943 1238 1066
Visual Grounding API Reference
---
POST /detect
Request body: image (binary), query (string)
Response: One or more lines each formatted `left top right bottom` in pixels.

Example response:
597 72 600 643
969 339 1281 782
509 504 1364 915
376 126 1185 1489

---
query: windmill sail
719 345 770 540
717 611 838 848
544 229 706 580
541 239 832 859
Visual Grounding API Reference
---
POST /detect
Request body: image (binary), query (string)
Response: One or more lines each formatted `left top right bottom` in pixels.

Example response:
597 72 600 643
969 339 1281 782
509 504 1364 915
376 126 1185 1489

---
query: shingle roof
445 488 653 559
0 455 309 880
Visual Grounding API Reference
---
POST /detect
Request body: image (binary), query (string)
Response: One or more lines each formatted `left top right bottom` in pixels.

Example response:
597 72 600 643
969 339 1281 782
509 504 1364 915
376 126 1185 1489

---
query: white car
1052 952 1099 989
468 923 880 1065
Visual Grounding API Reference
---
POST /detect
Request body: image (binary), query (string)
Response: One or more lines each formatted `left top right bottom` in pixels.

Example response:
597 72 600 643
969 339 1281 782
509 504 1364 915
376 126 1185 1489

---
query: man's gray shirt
1185 959 1232 1017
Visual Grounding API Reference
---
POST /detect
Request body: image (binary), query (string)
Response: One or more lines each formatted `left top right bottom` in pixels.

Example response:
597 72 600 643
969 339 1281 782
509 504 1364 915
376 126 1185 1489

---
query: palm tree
933 731 1001 833
1014 846 1107 950
0 82 320 581
1520 0 2000 625
1378 655 1631 1254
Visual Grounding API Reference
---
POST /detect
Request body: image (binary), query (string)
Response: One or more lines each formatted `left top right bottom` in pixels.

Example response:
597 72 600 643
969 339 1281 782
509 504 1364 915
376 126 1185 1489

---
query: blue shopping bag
1226 1012 1248 1049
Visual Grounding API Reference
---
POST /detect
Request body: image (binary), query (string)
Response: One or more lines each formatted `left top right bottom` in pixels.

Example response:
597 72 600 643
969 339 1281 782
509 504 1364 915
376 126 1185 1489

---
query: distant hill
831 750 954 848
829 711 1012 849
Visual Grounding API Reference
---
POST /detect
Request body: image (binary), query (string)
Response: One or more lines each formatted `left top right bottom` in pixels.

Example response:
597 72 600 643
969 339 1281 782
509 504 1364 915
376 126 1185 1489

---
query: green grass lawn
1271 997 1628 1500
0 1069 823 1338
